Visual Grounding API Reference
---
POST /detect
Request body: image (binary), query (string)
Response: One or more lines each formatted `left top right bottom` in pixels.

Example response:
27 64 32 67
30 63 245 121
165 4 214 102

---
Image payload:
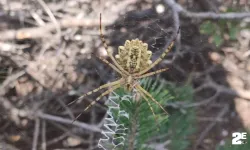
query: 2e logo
232 132 247 145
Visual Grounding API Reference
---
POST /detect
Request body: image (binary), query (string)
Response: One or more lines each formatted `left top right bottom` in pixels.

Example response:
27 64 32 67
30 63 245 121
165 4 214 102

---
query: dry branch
0 71 25 96
164 0 250 20
32 118 40 150
37 112 101 133
195 105 229 149
195 75 250 100
41 120 46 150
0 18 112 41
36 0 61 40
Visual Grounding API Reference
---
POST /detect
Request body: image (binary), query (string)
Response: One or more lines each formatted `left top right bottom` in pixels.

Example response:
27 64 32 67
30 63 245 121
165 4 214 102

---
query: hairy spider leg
93 54 123 75
72 84 121 123
83 84 121 111
138 89 162 130
136 85 168 115
135 42 174 76
99 13 129 76
134 68 169 79
68 79 123 106
135 28 180 76
137 89 158 123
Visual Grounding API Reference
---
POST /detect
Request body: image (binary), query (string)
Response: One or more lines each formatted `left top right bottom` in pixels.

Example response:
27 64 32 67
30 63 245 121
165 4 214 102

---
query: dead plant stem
128 102 139 150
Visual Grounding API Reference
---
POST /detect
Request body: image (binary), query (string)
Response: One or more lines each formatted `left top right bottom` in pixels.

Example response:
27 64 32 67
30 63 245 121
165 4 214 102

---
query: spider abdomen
115 39 153 73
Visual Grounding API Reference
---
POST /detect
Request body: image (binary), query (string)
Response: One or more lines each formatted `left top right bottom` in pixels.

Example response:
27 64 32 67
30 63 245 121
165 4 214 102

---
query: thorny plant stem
128 102 140 150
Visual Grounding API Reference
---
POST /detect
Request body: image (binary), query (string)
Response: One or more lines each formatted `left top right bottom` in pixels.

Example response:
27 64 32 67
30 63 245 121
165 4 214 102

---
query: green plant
199 6 245 47
200 20 241 47
99 78 195 150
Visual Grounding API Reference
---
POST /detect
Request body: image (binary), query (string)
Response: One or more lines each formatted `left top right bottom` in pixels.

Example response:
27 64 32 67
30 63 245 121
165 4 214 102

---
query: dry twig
37 112 101 132
164 0 250 20
32 118 40 150
194 105 229 149
0 18 112 41
41 120 47 150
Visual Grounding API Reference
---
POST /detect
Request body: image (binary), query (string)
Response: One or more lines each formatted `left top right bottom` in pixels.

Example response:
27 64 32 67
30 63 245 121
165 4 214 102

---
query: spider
70 14 179 121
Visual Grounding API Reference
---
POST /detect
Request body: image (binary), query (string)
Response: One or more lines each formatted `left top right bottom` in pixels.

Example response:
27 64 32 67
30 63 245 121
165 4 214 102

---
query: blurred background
0 0 250 150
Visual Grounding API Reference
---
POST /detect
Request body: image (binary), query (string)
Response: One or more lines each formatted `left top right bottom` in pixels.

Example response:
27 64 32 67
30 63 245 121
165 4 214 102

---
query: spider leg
93 54 123 75
99 13 129 76
136 88 159 125
136 84 168 115
68 79 123 106
72 84 121 123
134 68 168 79
135 28 180 76
84 84 121 111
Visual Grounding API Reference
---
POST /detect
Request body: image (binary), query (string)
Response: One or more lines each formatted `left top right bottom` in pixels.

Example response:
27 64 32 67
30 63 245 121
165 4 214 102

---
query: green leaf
200 21 217 34
229 27 239 40
213 34 224 47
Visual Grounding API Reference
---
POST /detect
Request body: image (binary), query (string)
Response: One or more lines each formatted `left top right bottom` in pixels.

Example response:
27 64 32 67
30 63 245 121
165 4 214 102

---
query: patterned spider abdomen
115 39 152 73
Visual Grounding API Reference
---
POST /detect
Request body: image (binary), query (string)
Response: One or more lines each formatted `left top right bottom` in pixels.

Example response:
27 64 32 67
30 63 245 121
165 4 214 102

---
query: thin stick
32 118 40 150
163 0 250 19
41 120 47 150
0 18 111 41
55 98 74 120
128 102 139 150
36 0 61 39
37 112 101 132
0 71 25 96
195 105 229 149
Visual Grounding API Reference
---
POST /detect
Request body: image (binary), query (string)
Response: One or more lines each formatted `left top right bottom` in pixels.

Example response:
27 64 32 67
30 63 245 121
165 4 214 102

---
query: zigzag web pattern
98 92 131 150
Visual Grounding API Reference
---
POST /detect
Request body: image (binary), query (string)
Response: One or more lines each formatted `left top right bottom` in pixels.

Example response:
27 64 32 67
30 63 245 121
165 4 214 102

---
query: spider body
115 39 153 91
124 75 133 91
70 14 179 121
115 39 152 73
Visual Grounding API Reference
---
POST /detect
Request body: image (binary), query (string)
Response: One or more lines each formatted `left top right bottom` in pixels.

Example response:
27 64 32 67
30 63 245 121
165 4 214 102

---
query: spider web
106 3 176 64
96 6 176 149
98 92 131 150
